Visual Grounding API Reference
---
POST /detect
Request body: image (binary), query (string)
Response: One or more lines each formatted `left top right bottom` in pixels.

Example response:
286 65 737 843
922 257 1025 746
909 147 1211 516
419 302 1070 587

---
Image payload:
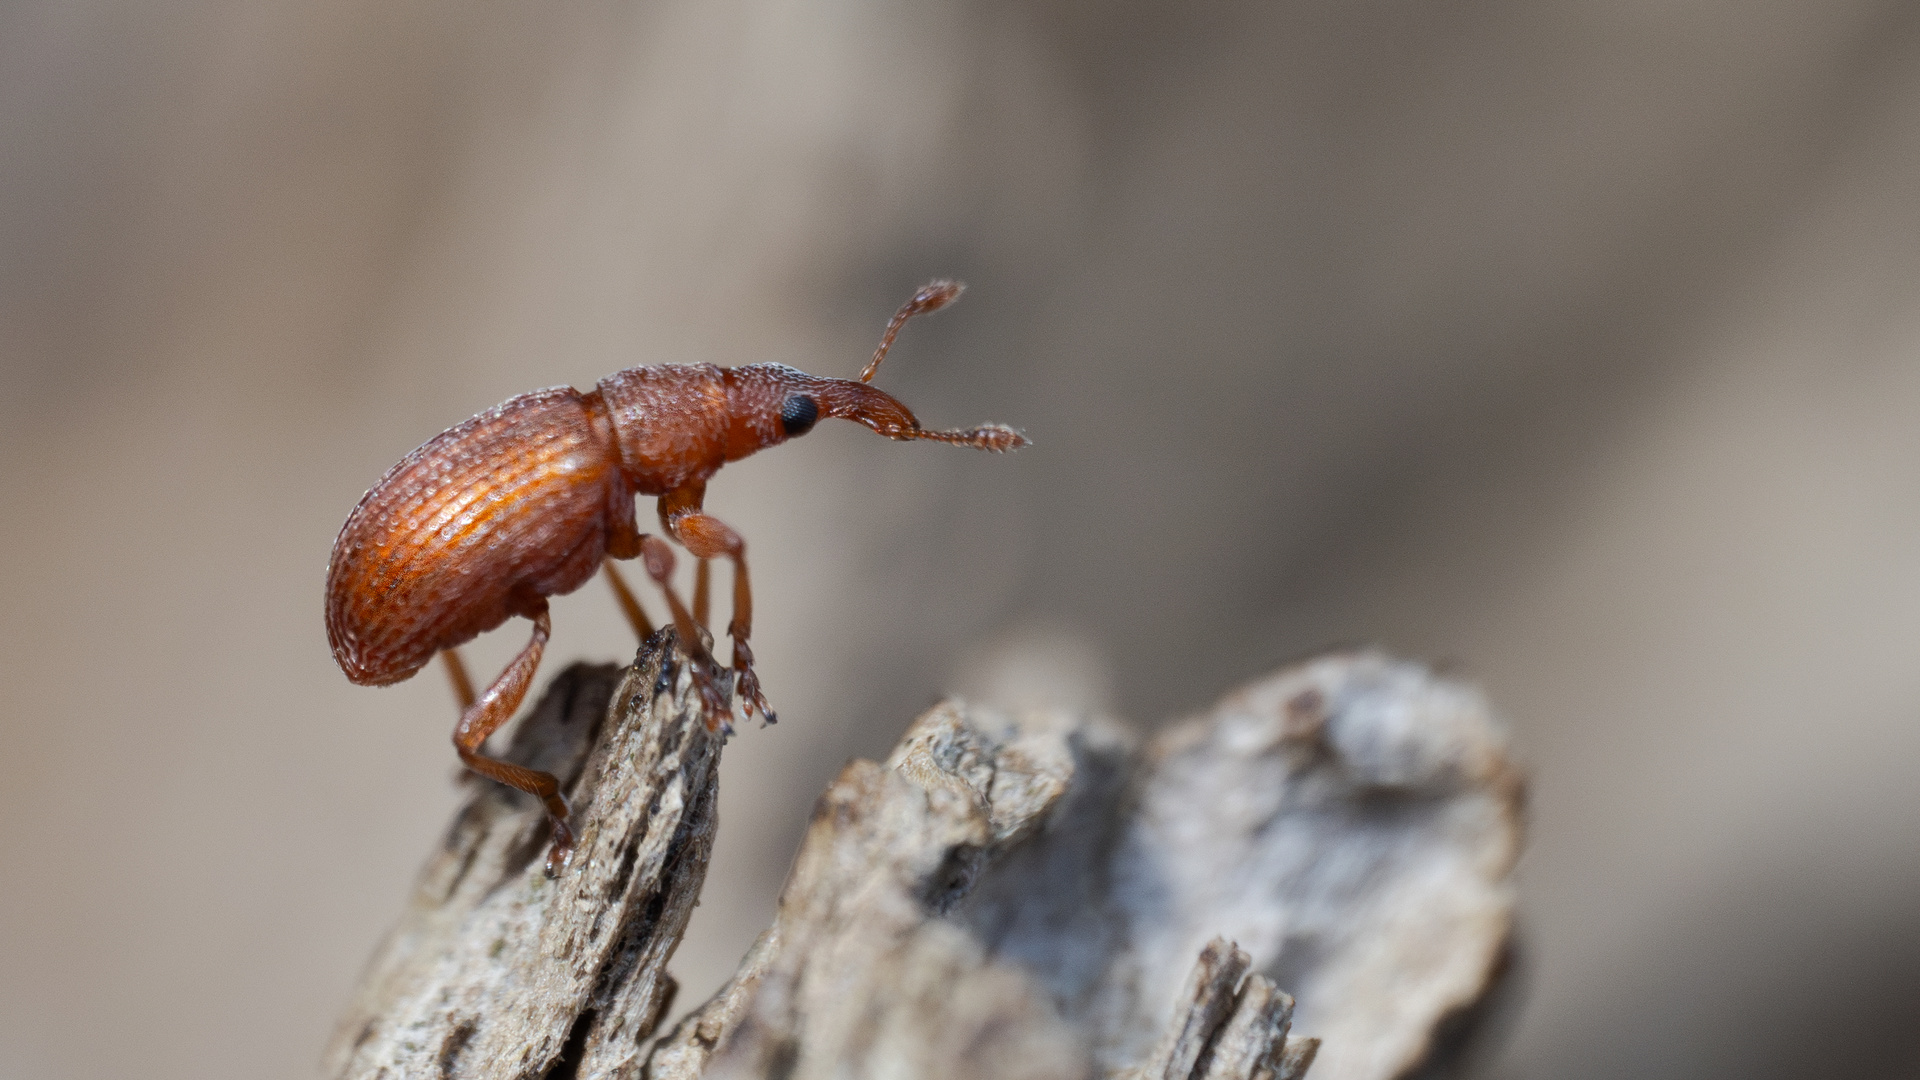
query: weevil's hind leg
662 504 774 726
601 559 655 641
441 648 477 713
451 599 574 875
637 536 731 727
693 558 712 627
610 497 727 729
603 497 657 642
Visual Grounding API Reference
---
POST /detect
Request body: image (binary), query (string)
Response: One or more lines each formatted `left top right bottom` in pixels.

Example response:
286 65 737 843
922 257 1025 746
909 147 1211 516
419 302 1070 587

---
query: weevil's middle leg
601 559 655 641
451 599 574 875
441 648 477 713
693 558 712 627
609 501 728 726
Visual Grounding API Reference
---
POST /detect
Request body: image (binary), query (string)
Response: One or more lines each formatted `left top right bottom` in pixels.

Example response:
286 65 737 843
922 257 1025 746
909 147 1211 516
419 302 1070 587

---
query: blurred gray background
5 0 1920 1076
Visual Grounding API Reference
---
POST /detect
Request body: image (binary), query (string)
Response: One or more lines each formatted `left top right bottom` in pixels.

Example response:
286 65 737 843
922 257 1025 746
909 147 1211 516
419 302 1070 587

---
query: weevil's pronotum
325 282 1024 873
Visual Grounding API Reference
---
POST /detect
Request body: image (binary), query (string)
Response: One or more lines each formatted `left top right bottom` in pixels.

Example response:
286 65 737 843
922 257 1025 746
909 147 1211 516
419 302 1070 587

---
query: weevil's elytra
325 281 1025 876
328 386 615 685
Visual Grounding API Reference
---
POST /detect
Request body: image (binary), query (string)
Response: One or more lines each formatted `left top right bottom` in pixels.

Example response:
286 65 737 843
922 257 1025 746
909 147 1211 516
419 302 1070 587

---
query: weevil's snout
815 378 916 437
815 378 1028 452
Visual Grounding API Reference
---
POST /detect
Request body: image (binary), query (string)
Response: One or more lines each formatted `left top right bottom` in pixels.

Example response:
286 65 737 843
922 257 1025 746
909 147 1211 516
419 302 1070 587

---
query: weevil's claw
543 815 576 878
691 662 730 730
729 634 775 726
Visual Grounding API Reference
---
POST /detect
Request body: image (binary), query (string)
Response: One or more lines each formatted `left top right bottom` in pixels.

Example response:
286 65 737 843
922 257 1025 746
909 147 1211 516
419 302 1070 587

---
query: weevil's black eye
780 393 819 437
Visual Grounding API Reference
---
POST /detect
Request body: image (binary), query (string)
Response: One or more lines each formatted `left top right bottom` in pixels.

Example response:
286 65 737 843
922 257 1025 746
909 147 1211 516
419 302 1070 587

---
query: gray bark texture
326 636 1525 1080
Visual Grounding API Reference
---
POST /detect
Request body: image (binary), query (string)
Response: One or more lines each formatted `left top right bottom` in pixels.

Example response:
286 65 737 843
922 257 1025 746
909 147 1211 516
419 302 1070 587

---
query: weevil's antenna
905 424 1029 452
858 280 964 384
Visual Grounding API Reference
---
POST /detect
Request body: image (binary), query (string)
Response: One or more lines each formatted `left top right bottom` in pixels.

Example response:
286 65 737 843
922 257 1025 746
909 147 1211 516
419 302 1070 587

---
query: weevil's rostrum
325 281 1025 875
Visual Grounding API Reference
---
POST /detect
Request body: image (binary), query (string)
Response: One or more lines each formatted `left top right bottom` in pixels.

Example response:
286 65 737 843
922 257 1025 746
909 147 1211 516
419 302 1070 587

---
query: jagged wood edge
643 701 1090 1079
641 703 1320 1080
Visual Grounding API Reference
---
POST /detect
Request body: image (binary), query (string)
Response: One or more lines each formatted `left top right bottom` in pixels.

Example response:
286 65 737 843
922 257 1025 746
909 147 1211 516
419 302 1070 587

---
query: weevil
325 281 1024 874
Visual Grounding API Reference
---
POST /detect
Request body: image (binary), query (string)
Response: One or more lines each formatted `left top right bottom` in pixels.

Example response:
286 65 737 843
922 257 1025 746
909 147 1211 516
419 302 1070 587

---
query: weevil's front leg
636 535 731 725
660 483 774 725
606 494 727 724
451 597 574 875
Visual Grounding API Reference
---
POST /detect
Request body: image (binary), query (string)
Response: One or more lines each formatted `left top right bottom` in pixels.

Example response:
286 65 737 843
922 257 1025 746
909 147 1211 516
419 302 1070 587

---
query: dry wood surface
328 634 1524 1080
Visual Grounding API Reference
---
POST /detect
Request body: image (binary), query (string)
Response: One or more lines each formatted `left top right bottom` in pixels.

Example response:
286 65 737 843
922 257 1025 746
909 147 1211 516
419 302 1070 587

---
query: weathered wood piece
324 635 723 1080
1117 938 1318 1080
645 700 1093 1080
331 646 1521 1080
958 649 1525 1080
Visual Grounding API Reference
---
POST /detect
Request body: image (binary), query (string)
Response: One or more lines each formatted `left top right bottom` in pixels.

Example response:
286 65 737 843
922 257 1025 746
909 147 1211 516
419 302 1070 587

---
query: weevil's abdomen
326 386 624 685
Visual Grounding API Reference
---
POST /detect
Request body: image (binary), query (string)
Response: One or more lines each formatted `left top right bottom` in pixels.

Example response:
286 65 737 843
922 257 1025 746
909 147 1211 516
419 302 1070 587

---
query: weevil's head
722 364 1028 458
721 281 1027 460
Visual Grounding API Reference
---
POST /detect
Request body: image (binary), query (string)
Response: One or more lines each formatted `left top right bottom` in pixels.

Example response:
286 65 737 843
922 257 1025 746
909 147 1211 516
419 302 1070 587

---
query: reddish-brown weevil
326 281 1024 874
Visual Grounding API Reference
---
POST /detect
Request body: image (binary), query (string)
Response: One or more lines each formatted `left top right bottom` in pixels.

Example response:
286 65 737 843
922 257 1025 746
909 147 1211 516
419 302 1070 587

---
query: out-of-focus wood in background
4 2 1920 1077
